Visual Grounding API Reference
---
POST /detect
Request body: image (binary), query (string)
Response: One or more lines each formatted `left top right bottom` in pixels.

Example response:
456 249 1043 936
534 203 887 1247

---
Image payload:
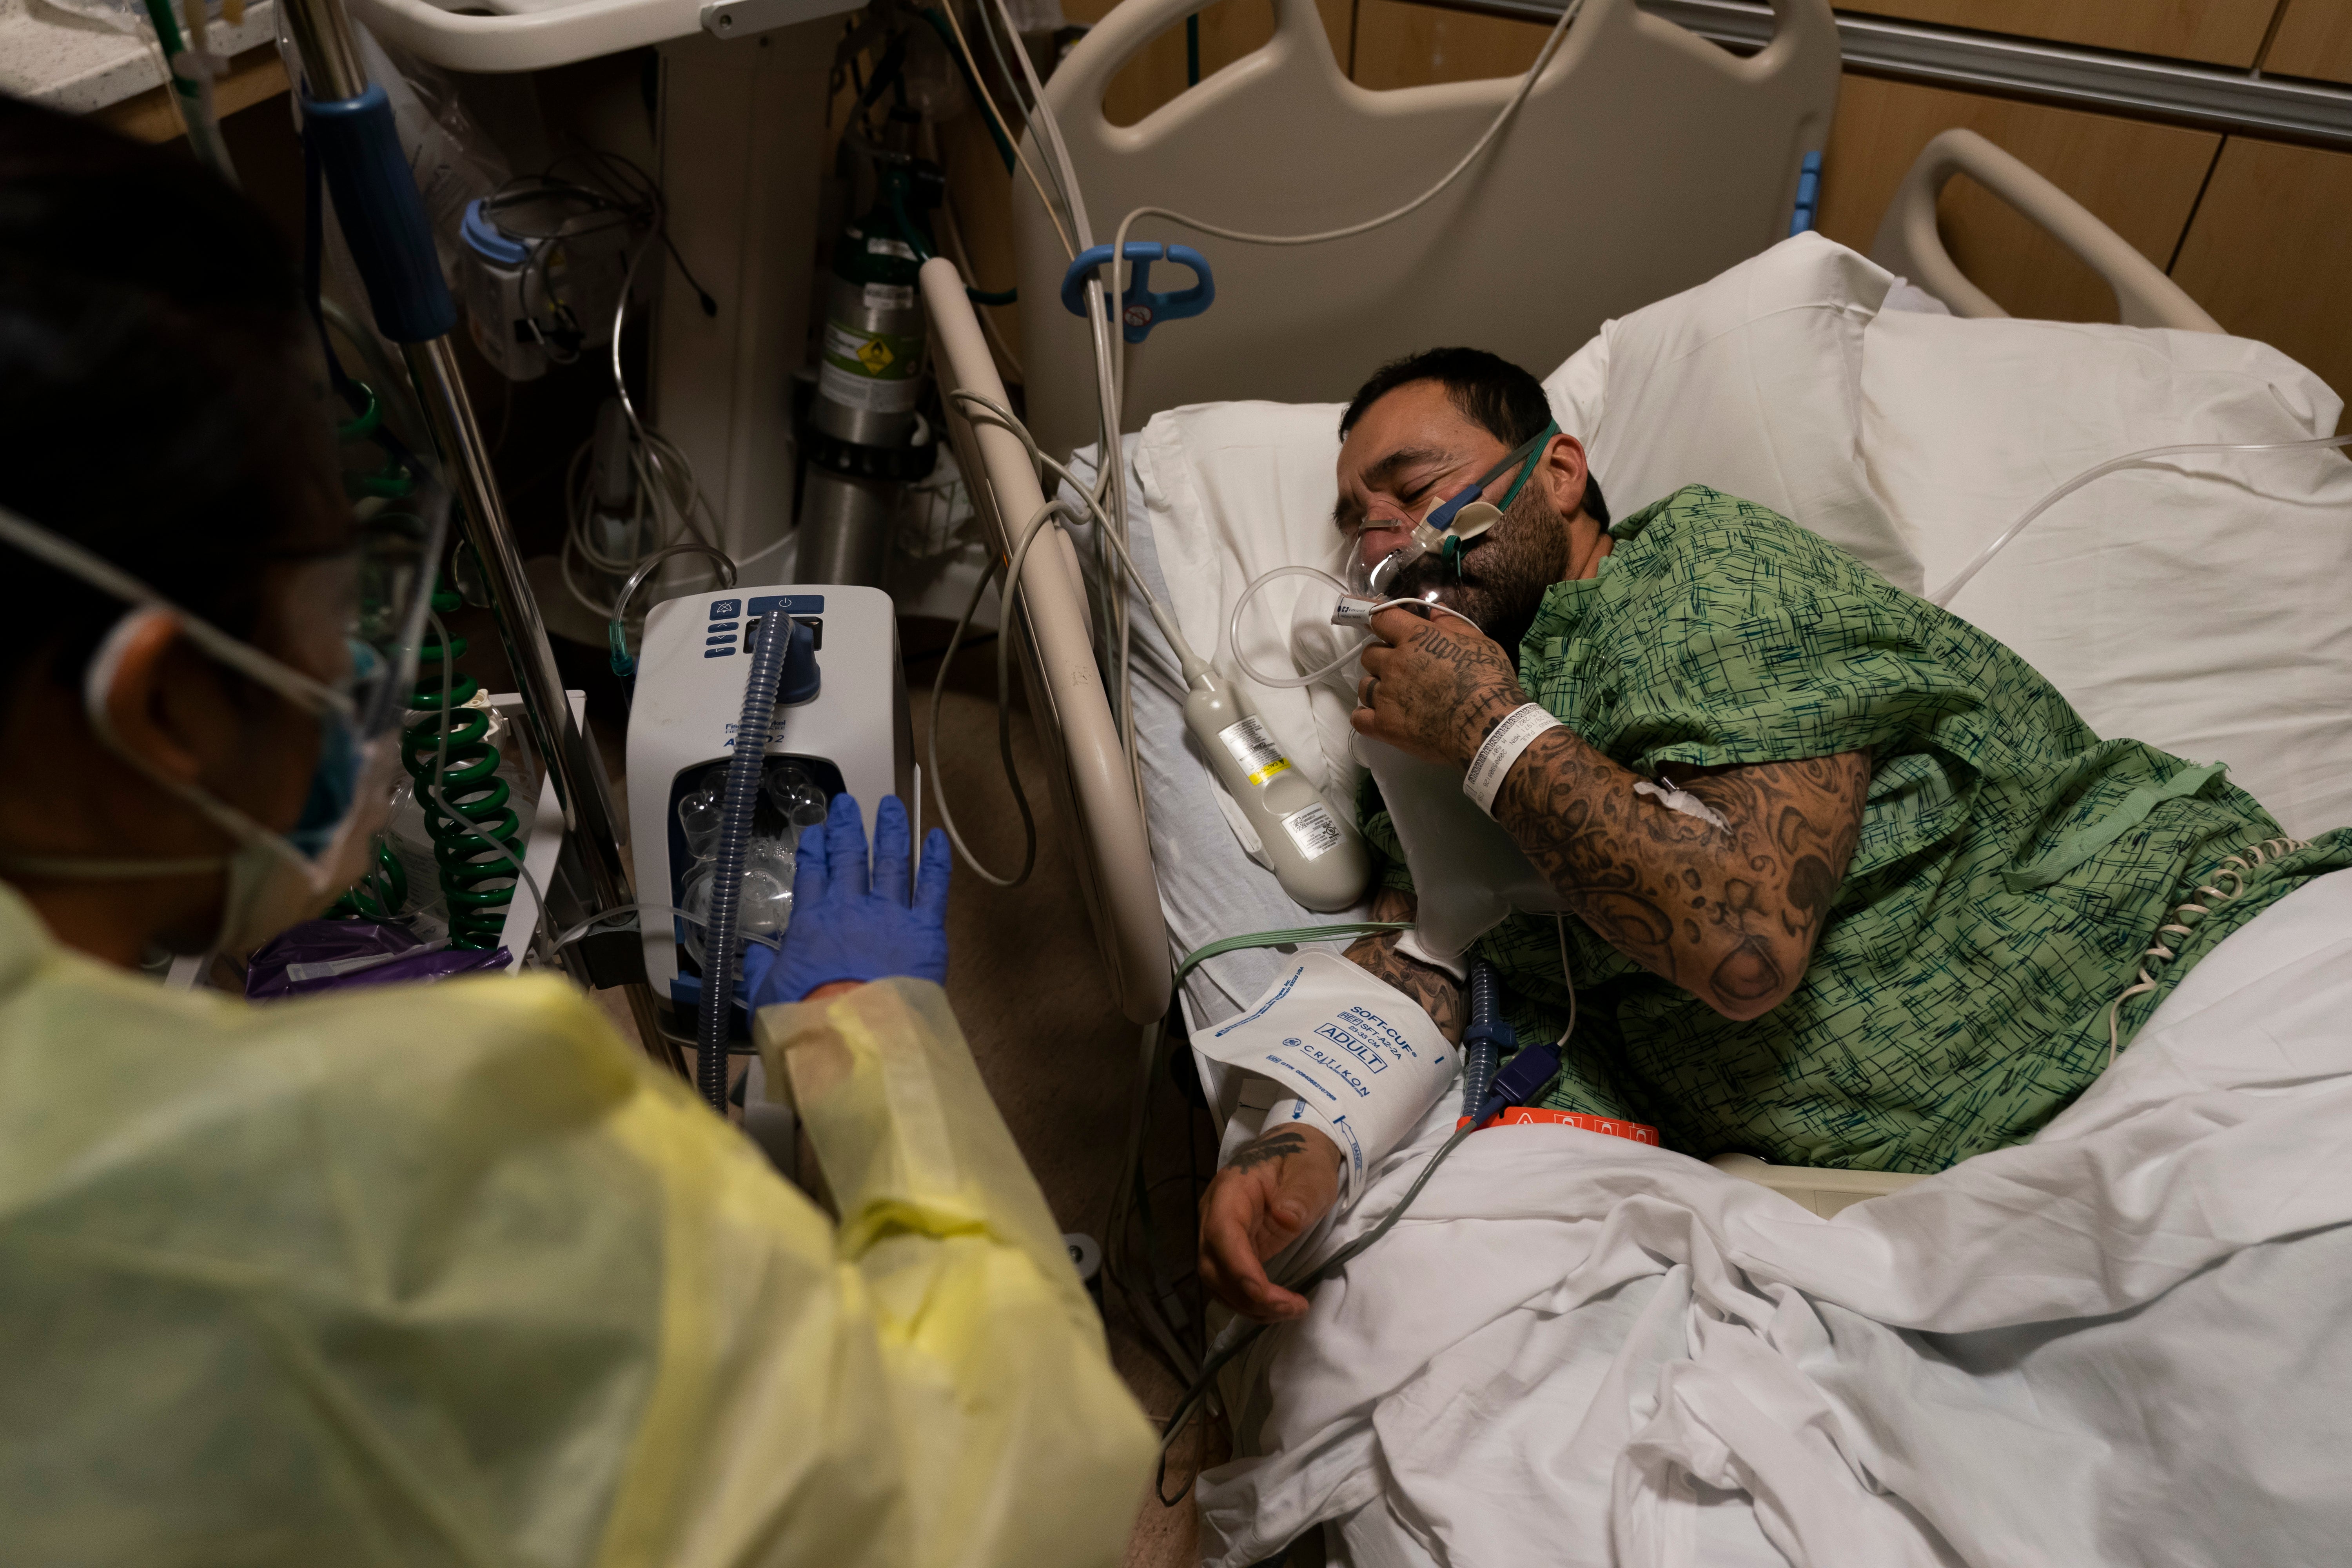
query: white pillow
1861 312 2352 839
1550 231 1923 592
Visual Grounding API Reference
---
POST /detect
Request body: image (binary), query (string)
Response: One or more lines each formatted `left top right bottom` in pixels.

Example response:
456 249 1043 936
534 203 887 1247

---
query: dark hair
0 95 341 704
1339 346 1608 526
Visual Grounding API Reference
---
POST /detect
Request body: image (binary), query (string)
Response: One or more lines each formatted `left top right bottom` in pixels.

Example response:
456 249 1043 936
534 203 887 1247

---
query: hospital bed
931 0 2352 1024
924 0 2352 1539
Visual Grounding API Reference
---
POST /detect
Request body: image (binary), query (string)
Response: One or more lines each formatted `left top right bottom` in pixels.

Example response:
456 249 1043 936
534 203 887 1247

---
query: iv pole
280 0 685 1076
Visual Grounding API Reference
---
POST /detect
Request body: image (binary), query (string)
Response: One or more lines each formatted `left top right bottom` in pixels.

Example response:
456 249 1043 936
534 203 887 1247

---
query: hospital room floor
573 629 1227 1566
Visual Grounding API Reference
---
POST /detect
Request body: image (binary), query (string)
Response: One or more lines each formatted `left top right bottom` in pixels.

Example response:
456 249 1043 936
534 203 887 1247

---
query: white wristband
1462 703 1562 816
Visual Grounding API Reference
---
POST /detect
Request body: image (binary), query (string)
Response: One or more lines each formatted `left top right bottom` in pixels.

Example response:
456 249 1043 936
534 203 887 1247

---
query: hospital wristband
1462 704 1563 817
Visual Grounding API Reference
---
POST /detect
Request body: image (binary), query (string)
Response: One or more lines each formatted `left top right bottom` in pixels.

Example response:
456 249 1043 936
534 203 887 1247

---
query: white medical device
1183 666 1367 913
625 584 909 1035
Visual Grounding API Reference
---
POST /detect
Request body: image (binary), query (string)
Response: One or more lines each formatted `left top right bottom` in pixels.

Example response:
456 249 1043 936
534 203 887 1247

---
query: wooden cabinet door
2171 137 2352 403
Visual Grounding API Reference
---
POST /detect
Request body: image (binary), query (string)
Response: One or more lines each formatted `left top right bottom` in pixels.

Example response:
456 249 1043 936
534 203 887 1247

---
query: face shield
0 491 450 953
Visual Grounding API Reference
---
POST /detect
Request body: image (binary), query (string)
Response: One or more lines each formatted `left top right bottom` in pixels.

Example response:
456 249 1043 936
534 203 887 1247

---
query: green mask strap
1495 419 1559 514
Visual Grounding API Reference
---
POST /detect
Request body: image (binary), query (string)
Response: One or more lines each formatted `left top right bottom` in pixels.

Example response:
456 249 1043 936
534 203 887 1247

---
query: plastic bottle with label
1183 666 1369 911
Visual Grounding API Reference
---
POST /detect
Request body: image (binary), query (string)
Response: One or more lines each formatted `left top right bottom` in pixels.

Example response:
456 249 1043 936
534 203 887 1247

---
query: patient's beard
1381 482 1570 659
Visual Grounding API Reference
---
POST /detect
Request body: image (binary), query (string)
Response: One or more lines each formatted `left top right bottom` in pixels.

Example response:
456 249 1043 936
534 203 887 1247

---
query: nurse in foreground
0 94 1150 1565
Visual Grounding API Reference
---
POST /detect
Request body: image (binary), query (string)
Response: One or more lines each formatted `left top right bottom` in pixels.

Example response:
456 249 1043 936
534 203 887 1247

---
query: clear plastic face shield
0 493 448 955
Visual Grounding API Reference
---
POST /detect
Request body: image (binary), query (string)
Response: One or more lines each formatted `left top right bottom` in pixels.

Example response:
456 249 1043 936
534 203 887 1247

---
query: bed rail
921 259 1173 1025
1871 128 2222 333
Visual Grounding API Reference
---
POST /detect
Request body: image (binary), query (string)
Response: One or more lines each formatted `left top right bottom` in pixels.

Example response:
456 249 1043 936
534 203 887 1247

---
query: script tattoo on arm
1223 1128 1329 1175
1491 737 1870 1021
1342 886 1465 1043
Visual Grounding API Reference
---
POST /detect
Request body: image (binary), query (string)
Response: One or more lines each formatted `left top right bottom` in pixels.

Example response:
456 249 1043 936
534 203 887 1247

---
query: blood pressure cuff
1193 952 1457 1198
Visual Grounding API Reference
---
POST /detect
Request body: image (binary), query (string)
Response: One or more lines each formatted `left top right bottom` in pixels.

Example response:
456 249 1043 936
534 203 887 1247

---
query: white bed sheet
1197 867 2352 1568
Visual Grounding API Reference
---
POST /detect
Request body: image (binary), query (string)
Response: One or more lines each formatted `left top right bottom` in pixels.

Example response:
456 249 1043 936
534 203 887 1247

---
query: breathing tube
694 610 797 1114
1459 959 1515 1125
1221 425 1551 690
1225 566 1485 690
1928 431 2352 607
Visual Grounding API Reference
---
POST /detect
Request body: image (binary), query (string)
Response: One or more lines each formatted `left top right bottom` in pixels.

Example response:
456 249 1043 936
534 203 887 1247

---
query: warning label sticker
1282 802 1346 861
1217 715 1292 787
822 319 922 381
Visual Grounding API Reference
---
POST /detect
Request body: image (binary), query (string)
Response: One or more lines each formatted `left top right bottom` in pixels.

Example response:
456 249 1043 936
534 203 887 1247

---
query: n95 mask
1192 951 1457 1198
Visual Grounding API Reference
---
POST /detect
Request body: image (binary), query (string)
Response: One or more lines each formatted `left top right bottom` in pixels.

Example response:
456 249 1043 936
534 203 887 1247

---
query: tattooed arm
1344 885 1465 1042
1195 886 1459 1321
1198 1122 1343 1321
1354 607 1869 1021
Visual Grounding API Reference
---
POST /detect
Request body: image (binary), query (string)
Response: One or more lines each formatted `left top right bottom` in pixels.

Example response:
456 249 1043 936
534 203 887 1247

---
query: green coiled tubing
405 588 525 949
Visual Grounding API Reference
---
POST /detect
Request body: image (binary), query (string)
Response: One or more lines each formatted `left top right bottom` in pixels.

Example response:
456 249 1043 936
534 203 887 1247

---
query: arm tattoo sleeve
1342 886 1466 1042
1491 735 1870 1019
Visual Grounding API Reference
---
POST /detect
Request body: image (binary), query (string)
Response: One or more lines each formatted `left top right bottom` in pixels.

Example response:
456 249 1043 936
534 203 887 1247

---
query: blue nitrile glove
739 792 951 1008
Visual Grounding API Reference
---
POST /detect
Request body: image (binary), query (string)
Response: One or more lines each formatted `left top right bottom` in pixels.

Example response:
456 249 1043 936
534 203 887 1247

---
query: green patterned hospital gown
1361 486 2351 1173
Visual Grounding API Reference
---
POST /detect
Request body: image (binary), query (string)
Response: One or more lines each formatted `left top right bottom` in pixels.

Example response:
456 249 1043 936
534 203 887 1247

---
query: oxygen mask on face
1227 422 1555 688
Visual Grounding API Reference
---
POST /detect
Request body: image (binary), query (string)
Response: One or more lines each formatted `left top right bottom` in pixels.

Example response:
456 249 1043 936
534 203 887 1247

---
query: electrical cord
925 495 1069 886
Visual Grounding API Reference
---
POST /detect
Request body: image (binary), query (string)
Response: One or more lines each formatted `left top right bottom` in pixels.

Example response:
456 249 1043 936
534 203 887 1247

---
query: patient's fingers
1199 1170 1310 1322
1367 606 1437 648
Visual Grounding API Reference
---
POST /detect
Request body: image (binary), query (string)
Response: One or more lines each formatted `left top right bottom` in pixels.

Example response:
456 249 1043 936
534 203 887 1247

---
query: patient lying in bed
1198 346 2352 1324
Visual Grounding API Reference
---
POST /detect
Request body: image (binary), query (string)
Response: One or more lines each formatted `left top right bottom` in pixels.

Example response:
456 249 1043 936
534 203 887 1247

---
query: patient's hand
1199 1123 1343 1322
1354 606 1529 770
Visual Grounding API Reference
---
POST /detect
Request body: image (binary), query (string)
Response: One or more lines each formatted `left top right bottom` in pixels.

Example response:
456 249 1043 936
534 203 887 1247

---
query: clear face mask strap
0 501 355 723
76 609 319 875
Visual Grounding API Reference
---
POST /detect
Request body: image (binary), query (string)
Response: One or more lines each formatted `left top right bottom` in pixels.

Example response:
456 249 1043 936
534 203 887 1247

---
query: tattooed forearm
1223 1128 1331 1174
1491 733 1869 1021
1342 886 1466 1042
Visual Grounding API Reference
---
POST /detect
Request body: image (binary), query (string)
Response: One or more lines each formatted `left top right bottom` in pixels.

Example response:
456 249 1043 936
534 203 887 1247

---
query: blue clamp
1060 242 1215 343
1788 149 1823 237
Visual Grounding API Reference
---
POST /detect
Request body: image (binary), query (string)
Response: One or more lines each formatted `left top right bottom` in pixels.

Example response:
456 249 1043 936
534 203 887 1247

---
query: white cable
1103 0 1589 415
935 0 1077 260
1929 433 2352 607
927 496 1071 887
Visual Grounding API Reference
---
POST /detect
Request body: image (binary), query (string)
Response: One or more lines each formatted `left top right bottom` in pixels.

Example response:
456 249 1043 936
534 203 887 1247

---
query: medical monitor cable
1927 431 2352 607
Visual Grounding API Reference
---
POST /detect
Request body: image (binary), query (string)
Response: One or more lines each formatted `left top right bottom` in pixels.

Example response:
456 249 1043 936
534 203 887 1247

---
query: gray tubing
697 611 793 1113
1461 960 1501 1121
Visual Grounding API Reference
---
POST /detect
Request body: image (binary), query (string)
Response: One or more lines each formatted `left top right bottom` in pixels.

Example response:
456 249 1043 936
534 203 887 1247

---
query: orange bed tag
1457 1107 1661 1144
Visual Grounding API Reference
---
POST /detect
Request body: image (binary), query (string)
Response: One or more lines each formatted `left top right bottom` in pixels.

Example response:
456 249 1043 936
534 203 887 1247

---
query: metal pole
283 0 684 1076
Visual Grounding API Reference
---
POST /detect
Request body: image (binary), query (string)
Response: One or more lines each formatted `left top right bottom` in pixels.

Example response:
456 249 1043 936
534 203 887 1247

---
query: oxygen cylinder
797 115 942 587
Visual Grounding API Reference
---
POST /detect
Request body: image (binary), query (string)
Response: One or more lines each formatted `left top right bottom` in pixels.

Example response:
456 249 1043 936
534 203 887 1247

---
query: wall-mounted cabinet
2171 136 2352 403
2263 0 2352 85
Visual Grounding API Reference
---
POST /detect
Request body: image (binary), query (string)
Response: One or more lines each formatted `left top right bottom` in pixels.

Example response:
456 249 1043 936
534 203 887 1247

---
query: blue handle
1060 242 1216 343
304 83 457 344
1788 149 1823 238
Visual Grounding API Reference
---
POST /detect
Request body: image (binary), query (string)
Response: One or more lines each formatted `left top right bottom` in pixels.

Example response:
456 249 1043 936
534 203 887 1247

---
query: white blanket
1196 868 2352 1568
